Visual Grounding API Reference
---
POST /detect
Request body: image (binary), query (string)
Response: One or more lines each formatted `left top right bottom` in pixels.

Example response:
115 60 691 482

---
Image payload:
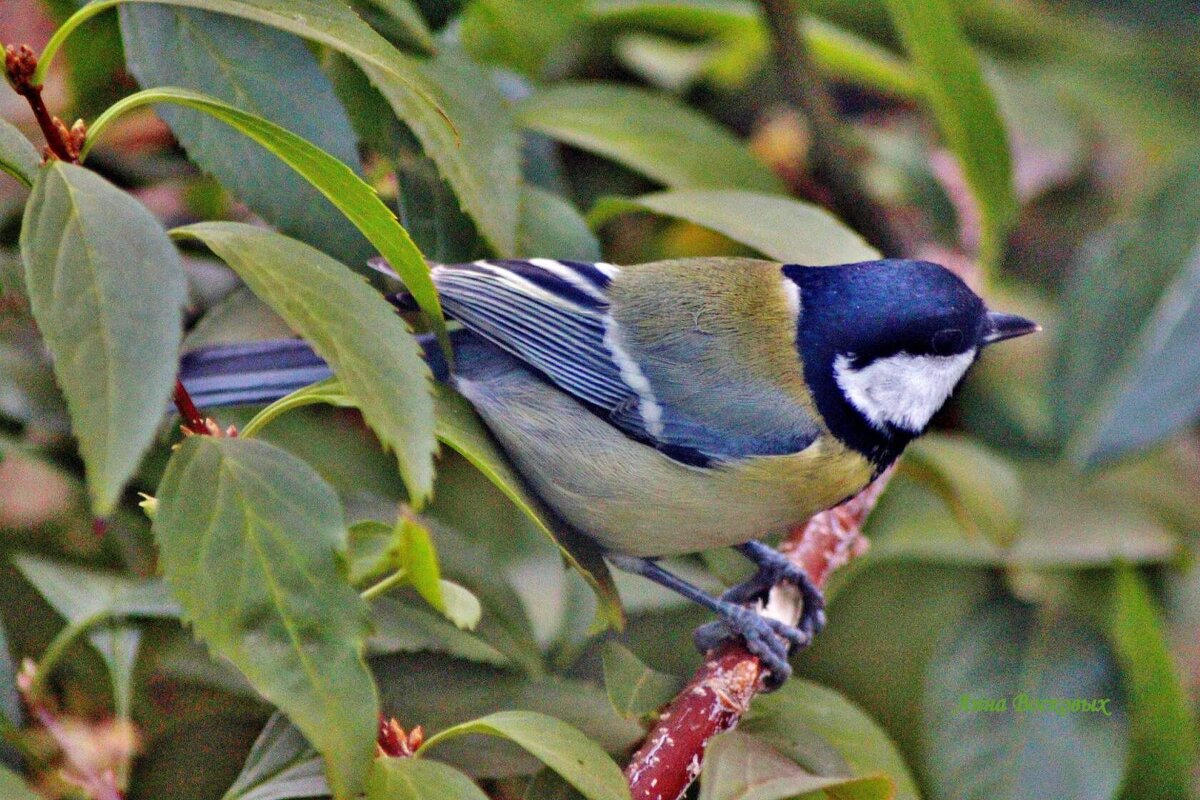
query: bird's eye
931 328 963 355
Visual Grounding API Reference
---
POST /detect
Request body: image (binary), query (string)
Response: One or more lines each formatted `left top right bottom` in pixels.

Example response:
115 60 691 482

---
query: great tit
180 256 1038 686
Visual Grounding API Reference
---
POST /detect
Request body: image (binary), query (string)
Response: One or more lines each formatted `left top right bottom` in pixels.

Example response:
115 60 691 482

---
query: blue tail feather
179 333 448 408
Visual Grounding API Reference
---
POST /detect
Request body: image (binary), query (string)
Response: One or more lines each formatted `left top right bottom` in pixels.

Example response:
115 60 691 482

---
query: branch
624 472 891 800
757 0 904 258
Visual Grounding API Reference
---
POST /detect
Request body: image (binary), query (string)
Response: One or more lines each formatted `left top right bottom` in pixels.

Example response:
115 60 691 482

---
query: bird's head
783 260 1038 467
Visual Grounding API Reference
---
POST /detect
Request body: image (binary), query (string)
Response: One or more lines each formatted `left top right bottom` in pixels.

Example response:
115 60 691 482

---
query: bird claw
692 604 810 691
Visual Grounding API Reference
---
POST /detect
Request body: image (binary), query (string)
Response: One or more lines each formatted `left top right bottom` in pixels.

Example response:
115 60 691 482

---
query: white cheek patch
834 350 977 432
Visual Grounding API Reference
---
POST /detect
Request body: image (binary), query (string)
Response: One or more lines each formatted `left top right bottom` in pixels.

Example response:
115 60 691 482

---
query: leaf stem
30 0 121 88
173 379 213 436
758 0 903 257
360 568 408 602
30 612 110 701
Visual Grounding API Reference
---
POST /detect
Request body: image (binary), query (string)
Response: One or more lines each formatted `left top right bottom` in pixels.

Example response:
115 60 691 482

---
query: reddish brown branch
4 44 80 163
624 472 891 800
173 379 212 436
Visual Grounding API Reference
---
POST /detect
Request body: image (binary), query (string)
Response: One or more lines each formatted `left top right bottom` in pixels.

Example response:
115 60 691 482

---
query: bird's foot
693 603 808 690
732 541 826 639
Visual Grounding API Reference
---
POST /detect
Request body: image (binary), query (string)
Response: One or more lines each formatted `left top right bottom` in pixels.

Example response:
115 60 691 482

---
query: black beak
982 311 1040 345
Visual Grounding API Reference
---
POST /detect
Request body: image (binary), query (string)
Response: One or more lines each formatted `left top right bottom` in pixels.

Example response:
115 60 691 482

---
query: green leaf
524 769 585 800
1108 567 1195 800
360 47 522 255
417 710 630 800
901 434 1023 547
433 386 623 629
118 6 373 266
154 436 378 799
461 0 585 77
600 641 682 720
366 757 488 800
171 222 437 504
223 712 328 800
43 0 451 129
369 595 499 664
241 378 359 440
12 553 180 623
398 514 445 612
590 189 878 264
922 600 1126 800
0 118 39 188
19 161 187 512
439 580 484 631
881 0 1015 272
518 186 601 262
84 86 450 362
352 0 435 52
0 767 39 800
517 83 783 193
0 617 20 727
698 731 893 800
350 519 402 585
742 679 919 800
1060 155 1200 465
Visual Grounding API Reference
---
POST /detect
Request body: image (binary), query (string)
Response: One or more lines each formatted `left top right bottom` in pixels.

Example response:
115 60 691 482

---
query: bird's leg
606 553 807 688
731 540 826 638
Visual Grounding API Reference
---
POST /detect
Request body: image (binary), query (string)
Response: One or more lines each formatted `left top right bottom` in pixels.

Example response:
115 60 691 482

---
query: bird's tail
179 333 447 408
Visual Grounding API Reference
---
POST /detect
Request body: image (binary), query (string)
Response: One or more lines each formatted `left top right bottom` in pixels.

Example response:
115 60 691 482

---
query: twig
624 472 890 800
4 44 80 163
758 0 904 258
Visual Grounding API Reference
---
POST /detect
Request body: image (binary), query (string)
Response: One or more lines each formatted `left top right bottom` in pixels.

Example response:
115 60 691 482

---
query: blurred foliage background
1 0 1199 799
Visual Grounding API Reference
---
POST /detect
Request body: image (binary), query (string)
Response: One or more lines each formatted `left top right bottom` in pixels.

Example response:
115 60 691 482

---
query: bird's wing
435 258 804 465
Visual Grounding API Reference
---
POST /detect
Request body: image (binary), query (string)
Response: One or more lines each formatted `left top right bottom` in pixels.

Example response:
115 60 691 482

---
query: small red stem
173 379 209 435
4 44 77 163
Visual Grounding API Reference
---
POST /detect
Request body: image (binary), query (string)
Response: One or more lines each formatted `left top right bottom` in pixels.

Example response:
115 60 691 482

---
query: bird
179 256 1039 687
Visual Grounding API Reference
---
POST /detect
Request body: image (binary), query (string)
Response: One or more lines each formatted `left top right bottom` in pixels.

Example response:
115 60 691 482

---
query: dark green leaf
1108 567 1195 800
698 731 893 800
417 710 630 800
85 87 450 361
0 617 19 727
1061 156 1200 464
461 0 585 77
70 0 450 124
881 0 1015 271
19 162 187 512
517 83 784 193
433 386 623 629
360 47 522 255
0 118 39 188
171 222 437 504
0 767 38 800
352 0 434 52
922 600 1126 800
524 769 585 800
154 436 378 799
184 286 294 349
89 623 141 724
366 757 488 800
600 641 681 720
369 596 502 664
742 679 919 800
517 186 601 262
395 155 482 265
590 189 878 264
12 553 180 623
901 434 1023 547
223 713 329 800
118 6 372 266
350 519 401 585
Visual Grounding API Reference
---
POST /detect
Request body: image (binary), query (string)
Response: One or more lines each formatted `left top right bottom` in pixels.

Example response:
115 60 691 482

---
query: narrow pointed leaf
118 6 372 265
398 515 444 611
600 642 681 720
172 222 437 504
417 710 630 800
223 713 328 800
84 87 450 361
19 162 187 512
360 47 522 254
881 0 1015 272
590 189 877 264
154 436 378 799
517 83 784 193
